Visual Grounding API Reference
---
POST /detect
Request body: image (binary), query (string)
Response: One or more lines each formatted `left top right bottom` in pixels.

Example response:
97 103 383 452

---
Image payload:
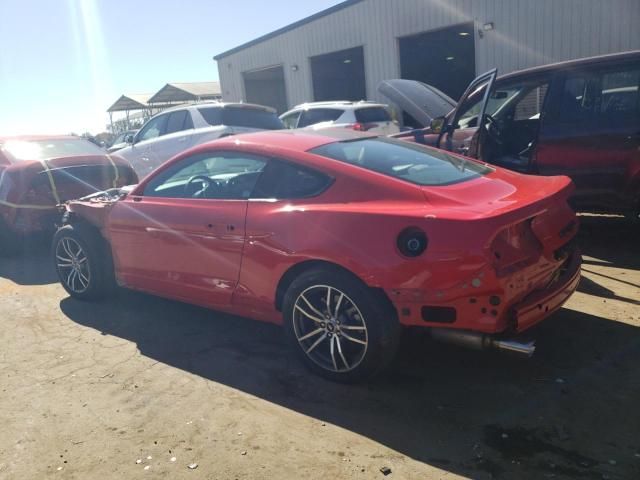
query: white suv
117 102 284 178
280 101 400 135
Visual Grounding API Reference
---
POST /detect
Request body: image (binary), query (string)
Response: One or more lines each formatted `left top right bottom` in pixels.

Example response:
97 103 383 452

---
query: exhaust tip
493 339 536 358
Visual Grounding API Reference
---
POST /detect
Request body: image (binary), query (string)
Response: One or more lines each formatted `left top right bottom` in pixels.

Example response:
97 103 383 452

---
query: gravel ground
0 215 639 479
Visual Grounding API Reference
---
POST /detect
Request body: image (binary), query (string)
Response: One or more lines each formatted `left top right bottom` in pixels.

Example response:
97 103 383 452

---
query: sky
0 0 343 135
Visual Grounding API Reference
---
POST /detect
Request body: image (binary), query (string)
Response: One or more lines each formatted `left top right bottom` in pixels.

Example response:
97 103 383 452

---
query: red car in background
53 130 580 382
0 135 137 253
380 50 640 221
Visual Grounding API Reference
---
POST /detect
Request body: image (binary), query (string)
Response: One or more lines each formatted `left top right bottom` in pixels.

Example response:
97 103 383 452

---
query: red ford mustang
0 135 137 253
52 130 580 382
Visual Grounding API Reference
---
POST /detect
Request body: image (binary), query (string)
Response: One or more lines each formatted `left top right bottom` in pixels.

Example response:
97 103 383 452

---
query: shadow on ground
59 290 640 479
577 214 640 271
4 215 639 478
0 238 58 285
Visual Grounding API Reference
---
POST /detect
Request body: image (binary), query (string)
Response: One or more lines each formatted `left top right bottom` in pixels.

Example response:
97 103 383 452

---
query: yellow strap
0 199 55 210
40 159 61 205
106 154 119 188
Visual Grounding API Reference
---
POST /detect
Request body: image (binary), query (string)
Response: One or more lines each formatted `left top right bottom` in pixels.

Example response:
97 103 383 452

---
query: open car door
439 69 498 157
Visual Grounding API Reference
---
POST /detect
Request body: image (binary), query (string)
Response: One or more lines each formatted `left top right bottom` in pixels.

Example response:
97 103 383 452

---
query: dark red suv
380 51 640 220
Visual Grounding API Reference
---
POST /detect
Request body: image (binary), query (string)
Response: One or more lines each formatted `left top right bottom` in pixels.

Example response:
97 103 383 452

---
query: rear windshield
198 107 284 130
355 107 392 123
1 138 104 161
310 137 492 186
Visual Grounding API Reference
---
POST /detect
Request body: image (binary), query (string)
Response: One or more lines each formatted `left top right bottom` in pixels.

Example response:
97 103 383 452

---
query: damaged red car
52 130 580 382
0 135 137 252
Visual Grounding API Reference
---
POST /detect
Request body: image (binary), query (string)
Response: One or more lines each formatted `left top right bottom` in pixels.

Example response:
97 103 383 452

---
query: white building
214 0 640 114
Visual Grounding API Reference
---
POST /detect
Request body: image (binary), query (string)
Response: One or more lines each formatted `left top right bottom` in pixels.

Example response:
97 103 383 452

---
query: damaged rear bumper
511 249 581 332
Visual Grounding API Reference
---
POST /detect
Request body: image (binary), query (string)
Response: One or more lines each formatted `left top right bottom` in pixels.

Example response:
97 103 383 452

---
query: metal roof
148 82 222 104
107 94 152 112
213 0 365 60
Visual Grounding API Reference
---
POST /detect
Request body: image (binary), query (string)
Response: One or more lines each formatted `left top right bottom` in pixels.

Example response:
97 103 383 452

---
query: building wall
216 0 640 108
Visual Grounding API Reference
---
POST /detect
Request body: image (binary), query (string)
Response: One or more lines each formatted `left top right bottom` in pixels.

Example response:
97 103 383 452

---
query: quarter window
281 111 301 129
298 108 344 127
143 152 267 199
198 107 223 126
252 159 332 199
355 107 392 123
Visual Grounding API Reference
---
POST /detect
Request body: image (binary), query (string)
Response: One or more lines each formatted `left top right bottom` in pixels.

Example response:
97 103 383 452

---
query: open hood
378 79 457 128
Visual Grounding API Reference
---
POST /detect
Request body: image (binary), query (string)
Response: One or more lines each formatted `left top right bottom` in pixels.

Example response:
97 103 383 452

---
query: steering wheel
185 175 215 198
484 114 504 146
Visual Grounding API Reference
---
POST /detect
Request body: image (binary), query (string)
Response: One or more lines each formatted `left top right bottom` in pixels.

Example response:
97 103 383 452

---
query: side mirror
125 134 134 144
429 116 446 134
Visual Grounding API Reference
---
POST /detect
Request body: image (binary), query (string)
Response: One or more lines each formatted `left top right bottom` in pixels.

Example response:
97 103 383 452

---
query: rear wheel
52 224 115 300
283 267 400 383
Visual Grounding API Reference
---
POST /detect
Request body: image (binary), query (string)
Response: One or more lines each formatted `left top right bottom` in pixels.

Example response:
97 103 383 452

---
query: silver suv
280 101 399 135
117 102 284 178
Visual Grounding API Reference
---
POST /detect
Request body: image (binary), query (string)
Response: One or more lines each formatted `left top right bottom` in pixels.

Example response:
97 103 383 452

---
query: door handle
178 137 187 142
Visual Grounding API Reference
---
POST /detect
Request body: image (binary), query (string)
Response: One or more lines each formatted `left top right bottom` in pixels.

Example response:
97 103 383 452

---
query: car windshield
1 138 104 161
311 137 492 186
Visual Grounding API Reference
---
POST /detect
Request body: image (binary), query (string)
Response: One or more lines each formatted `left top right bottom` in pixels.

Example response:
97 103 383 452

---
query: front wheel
283 267 401 383
52 224 115 301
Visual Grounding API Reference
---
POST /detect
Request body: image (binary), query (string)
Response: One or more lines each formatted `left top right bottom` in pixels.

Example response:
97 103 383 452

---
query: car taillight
351 122 376 132
490 220 541 274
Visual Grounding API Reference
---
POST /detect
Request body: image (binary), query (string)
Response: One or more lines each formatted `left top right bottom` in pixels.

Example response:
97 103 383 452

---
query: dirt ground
0 215 639 480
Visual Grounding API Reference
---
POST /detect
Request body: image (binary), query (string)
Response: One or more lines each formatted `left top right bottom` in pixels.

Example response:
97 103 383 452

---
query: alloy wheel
56 237 91 294
292 284 368 373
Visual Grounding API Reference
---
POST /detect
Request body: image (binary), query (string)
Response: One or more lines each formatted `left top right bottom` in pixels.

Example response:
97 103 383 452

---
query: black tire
283 267 401 383
52 224 116 301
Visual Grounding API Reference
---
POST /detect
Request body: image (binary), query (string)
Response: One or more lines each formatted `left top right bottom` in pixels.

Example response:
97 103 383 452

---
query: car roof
204 128 378 153
498 50 640 82
159 101 276 114
289 100 389 111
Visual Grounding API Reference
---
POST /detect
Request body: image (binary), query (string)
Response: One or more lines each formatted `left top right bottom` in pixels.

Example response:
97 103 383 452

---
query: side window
252 159 332 199
137 114 168 141
513 83 549 120
556 64 639 125
298 109 344 128
556 76 594 124
457 82 513 128
198 107 223 126
281 111 301 129
165 111 190 135
355 107 392 123
143 152 267 199
222 108 284 129
599 66 639 125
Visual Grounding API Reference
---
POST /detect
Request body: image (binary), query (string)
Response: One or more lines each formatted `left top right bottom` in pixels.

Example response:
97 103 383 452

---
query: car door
107 150 268 307
441 69 498 156
536 61 640 209
145 110 196 166
124 113 169 178
236 158 334 312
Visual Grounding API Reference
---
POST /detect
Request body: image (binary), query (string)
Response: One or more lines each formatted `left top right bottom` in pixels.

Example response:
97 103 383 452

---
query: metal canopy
148 82 222 104
107 93 152 112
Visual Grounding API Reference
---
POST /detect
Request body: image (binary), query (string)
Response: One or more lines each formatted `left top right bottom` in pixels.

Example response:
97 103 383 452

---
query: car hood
378 79 457 128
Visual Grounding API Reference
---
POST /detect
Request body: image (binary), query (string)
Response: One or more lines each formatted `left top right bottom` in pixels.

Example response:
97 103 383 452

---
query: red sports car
52 130 580 382
0 135 137 252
